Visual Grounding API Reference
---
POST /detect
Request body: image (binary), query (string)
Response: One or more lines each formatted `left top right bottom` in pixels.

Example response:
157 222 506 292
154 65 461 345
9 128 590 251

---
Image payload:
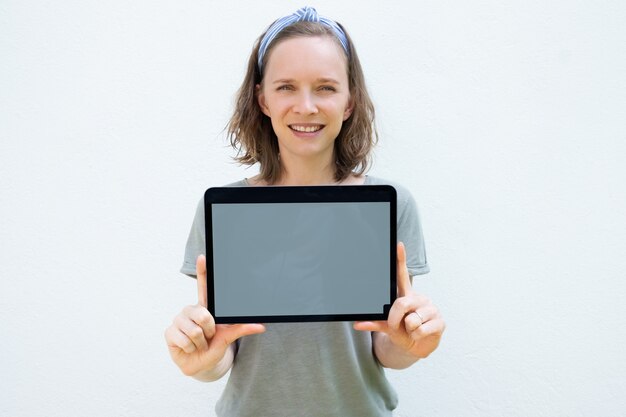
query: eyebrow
272 78 341 84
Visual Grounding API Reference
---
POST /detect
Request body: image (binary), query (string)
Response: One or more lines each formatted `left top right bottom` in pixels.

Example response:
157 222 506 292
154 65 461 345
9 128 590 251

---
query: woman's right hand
164 255 266 379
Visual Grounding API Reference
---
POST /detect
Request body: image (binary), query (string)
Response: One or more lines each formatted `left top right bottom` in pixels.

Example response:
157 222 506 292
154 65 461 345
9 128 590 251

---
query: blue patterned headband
257 6 350 74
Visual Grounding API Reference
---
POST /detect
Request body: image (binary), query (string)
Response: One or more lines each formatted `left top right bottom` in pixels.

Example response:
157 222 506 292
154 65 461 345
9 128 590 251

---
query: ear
256 84 271 117
343 97 354 121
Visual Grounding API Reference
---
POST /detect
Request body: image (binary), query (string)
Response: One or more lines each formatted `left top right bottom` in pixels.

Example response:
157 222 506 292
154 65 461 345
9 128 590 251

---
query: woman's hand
164 255 266 380
354 242 445 367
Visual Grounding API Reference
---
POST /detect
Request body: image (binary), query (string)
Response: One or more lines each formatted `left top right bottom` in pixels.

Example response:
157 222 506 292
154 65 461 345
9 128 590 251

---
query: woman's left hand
354 242 445 360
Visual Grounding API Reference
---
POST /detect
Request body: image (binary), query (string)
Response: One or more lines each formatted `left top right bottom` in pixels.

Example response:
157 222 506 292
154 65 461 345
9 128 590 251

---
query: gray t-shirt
181 175 429 417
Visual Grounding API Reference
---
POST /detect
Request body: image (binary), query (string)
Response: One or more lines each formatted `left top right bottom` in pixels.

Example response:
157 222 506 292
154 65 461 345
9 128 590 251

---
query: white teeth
290 125 322 133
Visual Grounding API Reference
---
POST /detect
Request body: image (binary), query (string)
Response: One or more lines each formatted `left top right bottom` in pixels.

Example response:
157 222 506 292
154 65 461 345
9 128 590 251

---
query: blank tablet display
205 185 397 323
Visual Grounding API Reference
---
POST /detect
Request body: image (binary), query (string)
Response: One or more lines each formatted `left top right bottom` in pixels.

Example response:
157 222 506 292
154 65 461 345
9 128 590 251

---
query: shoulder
192 179 249 215
365 175 415 207
223 179 249 187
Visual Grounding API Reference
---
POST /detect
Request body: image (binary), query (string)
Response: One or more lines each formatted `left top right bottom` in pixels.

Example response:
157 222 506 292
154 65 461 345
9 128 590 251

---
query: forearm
372 332 420 370
192 344 236 382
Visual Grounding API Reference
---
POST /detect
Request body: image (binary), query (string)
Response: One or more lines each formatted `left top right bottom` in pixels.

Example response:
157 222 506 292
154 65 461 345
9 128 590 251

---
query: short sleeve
180 198 205 278
181 180 248 278
395 185 430 277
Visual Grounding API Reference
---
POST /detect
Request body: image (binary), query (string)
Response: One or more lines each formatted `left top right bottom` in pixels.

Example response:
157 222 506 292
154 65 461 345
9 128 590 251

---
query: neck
248 154 366 187
278 166 336 186
276 154 336 186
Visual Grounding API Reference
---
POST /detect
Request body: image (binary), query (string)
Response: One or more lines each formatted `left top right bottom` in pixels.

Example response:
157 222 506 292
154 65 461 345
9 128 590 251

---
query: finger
164 326 197 354
408 318 446 342
388 295 420 330
217 323 266 346
404 303 439 332
196 255 208 308
184 304 216 340
175 315 209 351
353 321 389 334
404 312 425 333
396 242 412 297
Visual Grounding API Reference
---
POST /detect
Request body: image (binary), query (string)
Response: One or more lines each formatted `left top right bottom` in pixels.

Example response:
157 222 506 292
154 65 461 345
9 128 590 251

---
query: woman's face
257 36 353 165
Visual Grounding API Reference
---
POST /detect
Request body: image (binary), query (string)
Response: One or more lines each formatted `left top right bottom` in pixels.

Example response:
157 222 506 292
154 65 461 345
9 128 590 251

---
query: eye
319 85 337 92
277 84 294 91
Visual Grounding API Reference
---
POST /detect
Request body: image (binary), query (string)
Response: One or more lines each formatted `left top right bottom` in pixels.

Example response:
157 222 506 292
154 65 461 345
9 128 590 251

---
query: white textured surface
1 1 625 416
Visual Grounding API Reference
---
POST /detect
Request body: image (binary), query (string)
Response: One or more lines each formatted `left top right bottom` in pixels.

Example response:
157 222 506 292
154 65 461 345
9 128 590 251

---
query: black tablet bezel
204 185 397 323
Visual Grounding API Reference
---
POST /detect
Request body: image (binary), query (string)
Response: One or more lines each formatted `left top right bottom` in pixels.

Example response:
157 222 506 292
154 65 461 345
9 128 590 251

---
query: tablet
204 185 397 323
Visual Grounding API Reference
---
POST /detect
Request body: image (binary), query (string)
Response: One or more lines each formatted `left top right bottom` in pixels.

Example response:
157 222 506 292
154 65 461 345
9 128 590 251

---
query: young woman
165 7 445 416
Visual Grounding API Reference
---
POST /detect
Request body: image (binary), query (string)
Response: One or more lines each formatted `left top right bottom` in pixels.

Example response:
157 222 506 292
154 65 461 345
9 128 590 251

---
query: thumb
353 321 389 334
217 323 266 346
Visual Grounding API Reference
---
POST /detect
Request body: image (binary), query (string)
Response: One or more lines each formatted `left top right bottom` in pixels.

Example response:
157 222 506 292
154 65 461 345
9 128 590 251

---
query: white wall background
1 1 625 416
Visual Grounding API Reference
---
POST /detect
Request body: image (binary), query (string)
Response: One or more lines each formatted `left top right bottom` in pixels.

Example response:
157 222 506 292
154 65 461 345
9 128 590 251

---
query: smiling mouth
289 124 324 133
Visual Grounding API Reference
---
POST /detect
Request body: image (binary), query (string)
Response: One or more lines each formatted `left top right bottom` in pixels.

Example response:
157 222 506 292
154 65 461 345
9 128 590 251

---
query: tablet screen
205 186 397 323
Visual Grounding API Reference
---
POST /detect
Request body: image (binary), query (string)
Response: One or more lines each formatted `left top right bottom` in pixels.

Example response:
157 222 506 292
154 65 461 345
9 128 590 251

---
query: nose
292 91 318 115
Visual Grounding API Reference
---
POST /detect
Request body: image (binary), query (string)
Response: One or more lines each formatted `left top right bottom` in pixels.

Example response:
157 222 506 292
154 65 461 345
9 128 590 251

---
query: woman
165 7 445 416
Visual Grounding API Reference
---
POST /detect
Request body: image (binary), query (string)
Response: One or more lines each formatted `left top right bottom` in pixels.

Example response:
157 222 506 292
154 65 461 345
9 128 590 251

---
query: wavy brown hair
227 21 377 184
